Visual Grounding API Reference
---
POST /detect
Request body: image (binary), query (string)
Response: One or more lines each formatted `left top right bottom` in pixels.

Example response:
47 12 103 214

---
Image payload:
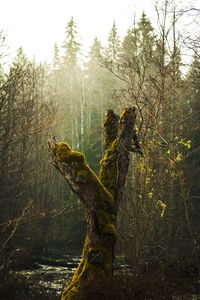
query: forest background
0 0 200 298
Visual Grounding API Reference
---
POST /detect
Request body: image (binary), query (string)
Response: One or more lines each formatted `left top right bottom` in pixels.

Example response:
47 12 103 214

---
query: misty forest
0 1 200 299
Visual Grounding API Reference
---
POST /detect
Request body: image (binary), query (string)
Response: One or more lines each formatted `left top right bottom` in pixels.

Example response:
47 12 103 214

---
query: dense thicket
0 1 199 289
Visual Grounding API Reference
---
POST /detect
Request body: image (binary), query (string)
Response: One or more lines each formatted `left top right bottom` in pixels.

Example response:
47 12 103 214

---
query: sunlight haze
0 0 155 63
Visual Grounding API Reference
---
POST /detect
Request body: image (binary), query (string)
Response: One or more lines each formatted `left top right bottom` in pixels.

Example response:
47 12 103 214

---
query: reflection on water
18 256 200 299
19 256 81 295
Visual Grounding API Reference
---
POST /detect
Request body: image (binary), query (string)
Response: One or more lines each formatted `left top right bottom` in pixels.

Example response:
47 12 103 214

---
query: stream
16 255 200 299
18 255 81 296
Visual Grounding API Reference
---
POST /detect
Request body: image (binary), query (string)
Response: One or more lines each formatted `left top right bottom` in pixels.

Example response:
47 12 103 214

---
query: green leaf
176 152 181 162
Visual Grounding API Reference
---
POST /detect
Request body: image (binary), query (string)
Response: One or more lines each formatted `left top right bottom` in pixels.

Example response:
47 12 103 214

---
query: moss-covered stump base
62 277 112 300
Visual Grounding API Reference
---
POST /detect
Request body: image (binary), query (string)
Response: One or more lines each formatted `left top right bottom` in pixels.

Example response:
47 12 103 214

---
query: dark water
17 256 200 299
18 255 81 295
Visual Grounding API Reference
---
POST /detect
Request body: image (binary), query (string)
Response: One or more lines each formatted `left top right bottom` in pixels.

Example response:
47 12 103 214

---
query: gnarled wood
48 107 137 300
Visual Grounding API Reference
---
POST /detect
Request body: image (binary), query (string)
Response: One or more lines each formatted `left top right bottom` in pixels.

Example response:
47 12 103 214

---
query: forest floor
0 270 199 300
0 256 199 300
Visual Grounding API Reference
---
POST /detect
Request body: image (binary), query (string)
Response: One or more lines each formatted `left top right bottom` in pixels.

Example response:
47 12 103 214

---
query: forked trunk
48 107 137 300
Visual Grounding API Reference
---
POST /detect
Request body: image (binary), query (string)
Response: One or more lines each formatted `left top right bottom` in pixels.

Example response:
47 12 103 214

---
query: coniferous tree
53 43 60 70
106 22 120 63
63 17 81 68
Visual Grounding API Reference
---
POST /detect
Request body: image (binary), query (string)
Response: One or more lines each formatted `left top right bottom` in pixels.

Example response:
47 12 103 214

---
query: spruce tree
63 17 81 68
106 22 120 63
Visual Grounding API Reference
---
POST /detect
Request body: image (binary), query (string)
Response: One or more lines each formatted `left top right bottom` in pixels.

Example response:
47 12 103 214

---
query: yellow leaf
186 140 191 149
148 192 153 199
176 152 181 161
156 200 167 218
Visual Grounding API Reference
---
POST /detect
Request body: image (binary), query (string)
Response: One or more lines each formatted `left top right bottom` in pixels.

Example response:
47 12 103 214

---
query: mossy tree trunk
48 107 137 300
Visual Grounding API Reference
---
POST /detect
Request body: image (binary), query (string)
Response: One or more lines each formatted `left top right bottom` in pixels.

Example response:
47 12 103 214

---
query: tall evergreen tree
106 22 120 63
63 17 81 68
53 43 60 69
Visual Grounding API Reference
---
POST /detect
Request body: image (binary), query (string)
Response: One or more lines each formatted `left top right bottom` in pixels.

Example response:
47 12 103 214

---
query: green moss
96 209 116 235
96 209 110 224
55 142 116 211
99 140 118 198
84 167 114 208
55 142 85 163
61 233 114 300
57 136 118 300
102 223 116 234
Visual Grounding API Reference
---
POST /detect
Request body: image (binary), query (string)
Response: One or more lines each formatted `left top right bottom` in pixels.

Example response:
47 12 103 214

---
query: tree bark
48 107 137 300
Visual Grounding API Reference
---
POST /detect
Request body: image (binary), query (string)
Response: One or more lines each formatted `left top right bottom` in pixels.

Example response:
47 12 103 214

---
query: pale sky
0 0 198 64
0 0 156 63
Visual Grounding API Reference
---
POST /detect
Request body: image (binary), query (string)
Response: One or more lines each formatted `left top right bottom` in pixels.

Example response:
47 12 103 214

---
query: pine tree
106 22 120 63
88 37 102 66
136 12 155 57
53 43 60 69
63 17 81 68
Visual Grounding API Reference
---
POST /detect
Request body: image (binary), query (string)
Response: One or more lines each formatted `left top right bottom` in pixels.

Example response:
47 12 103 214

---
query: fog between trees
0 1 200 298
